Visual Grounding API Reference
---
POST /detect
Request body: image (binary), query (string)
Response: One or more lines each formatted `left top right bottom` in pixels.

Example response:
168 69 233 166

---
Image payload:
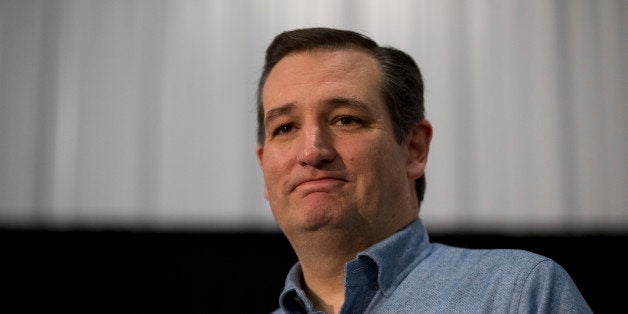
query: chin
274 194 355 233
289 201 345 232
297 208 336 232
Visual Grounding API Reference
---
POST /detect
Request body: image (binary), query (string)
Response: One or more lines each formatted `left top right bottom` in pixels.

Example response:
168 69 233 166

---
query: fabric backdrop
1 0 626 233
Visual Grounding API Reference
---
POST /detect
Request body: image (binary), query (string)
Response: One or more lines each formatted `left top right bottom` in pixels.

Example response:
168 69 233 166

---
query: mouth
290 175 348 193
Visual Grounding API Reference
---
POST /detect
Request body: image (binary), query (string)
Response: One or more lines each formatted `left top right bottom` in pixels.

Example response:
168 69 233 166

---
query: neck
287 228 383 313
290 232 361 313
285 214 419 312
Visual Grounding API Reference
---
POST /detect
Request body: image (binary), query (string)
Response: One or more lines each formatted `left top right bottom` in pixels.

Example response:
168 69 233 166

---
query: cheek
341 142 388 175
350 140 406 179
262 160 282 183
262 150 291 187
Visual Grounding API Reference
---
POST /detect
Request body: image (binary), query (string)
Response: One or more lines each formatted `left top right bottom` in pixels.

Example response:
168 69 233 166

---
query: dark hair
257 27 427 204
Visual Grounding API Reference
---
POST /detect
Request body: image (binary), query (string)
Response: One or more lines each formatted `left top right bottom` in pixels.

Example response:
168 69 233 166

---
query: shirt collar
277 218 433 311
278 263 315 313
357 218 432 297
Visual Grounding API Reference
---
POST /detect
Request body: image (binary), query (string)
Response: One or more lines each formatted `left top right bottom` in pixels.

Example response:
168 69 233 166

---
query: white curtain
1 0 626 233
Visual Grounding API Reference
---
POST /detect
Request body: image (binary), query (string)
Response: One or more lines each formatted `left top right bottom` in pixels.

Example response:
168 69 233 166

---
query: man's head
257 27 428 204
256 27 431 240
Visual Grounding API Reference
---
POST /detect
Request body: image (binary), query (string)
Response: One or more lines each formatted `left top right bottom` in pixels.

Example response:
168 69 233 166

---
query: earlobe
256 145 264 167
406 119 433 180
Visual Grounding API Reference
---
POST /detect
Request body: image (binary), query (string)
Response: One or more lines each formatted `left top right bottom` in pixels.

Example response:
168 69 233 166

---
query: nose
297 124 337 167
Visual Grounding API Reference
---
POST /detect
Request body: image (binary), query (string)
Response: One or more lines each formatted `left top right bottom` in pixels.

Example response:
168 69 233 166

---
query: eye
273 123 294 136
333 116 362 126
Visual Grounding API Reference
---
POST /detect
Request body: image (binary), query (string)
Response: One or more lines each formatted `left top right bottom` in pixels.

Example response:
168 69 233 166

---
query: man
256 27 591 313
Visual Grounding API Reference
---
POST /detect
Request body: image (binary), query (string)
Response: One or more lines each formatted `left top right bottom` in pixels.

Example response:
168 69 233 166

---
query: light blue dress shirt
272 219 592 313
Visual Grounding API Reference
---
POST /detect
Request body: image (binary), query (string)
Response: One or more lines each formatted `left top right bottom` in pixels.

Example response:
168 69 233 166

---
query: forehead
262 49 383 110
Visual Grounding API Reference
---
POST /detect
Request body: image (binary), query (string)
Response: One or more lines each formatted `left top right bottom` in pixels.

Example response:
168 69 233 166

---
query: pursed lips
289 174 348 192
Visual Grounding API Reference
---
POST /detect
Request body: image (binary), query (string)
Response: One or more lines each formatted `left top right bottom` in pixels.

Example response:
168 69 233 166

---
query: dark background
3 227 625 313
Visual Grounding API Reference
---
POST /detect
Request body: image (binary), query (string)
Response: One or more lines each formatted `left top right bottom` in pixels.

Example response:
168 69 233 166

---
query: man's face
257 49 419 239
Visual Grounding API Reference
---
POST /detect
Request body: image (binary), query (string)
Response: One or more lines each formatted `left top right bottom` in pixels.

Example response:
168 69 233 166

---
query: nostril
297 143 336 167
297 126 337 167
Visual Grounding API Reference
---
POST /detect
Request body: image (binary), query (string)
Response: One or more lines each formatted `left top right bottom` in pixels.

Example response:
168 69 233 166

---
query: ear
256 144 264 167
256 144 269 200
405 119 432 180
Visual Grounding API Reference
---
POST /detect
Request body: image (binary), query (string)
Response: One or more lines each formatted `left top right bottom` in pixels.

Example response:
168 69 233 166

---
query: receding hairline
265 45 379 75
260 46 383 102
260 47 384 122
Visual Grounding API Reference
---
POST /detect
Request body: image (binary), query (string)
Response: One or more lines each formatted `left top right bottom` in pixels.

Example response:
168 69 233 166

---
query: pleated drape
0 0 626 232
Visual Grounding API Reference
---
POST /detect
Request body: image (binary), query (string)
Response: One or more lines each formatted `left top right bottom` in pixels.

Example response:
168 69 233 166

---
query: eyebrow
264 103 296 127
263 97 374 127
324 97 373 114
